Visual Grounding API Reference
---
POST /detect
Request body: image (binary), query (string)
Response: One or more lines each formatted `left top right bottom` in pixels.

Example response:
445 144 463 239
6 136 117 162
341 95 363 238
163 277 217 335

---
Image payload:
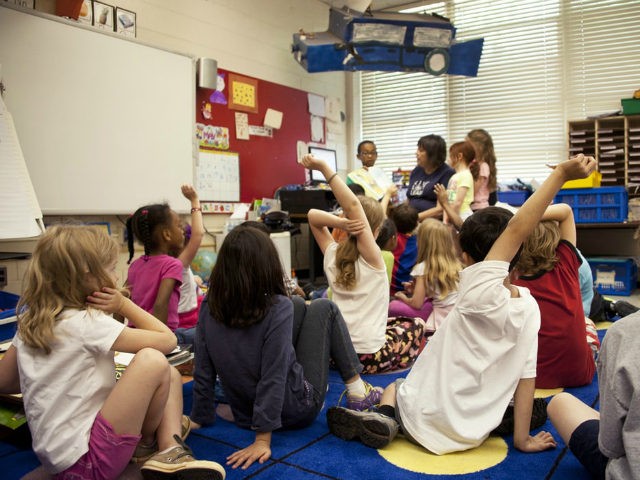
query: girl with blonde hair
392 219 462 331
12 224 224 479
301 154 426 374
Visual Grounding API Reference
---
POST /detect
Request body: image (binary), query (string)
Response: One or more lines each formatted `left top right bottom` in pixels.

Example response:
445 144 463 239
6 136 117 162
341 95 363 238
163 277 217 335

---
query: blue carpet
1 330 607 480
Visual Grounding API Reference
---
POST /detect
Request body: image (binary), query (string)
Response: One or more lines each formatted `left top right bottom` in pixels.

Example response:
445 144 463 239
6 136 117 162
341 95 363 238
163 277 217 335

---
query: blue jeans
290 296 363 411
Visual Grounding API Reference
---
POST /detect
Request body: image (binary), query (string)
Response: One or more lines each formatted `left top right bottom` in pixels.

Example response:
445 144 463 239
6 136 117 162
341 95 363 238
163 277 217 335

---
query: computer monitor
308 146 338 183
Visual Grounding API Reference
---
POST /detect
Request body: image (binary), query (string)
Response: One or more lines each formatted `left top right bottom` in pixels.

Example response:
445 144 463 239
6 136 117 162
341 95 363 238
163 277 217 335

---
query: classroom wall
0 0 349 294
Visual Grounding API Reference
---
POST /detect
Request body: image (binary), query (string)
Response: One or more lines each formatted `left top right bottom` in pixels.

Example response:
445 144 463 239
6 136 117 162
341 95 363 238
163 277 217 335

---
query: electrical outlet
0 266 7 288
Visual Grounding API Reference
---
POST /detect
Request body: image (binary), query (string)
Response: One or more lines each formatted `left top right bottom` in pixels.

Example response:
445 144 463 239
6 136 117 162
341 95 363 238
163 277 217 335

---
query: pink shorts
53 413 140 480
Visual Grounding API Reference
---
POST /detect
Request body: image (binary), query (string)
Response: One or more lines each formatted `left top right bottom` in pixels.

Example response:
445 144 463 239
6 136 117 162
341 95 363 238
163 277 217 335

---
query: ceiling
319 0 438 13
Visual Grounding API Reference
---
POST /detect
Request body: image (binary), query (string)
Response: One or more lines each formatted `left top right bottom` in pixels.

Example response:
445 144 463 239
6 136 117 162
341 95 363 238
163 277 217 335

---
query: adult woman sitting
406 134 454 221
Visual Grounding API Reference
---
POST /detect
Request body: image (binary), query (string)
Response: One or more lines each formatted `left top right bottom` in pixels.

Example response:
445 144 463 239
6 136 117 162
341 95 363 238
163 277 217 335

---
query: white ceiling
319 0 437 13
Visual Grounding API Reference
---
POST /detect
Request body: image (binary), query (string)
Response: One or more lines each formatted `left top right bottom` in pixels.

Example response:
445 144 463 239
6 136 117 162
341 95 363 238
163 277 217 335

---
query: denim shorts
53 412 141 480
568 419 608 480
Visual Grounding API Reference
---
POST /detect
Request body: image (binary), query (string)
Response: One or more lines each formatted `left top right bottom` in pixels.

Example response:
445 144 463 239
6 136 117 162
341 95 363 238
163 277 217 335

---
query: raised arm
300 154 383 269
486 155 595 264
540 203 576 245
178 184 204 267
380 184 398 218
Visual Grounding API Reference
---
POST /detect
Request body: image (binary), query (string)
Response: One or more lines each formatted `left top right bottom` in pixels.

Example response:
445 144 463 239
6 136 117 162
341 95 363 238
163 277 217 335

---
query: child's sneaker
141 435 225 480
612 300 639 318
131 415 192 464
327 406 399 449
345 381 383 411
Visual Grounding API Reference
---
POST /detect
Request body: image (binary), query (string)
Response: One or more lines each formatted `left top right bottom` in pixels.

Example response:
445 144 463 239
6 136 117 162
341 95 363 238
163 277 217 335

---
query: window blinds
361 0 640 185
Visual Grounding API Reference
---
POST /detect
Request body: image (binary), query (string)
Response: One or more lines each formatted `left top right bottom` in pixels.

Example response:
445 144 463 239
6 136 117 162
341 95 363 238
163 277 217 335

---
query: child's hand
402 280 415 296
227 441 271 470
299 153 325 171
514 431 557 453
87 287 126 315
386 184 398 197
553 154 596 182
434 183 448 206
181 184 198 202
394 291 409 302
342 218 366 236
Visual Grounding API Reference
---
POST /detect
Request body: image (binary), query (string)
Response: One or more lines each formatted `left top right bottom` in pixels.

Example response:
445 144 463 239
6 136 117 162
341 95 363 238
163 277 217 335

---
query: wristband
327 172 338 183
191 207 202 213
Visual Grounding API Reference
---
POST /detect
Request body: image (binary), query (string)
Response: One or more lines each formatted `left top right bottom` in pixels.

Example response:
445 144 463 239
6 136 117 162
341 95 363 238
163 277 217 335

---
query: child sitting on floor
13 225 224 478
125 186 195 344
388 203 419 295
548 313 640 480
301 155 426 374
189 225 381 470
325 154 597 454
512 203 598 389
390 218 461 330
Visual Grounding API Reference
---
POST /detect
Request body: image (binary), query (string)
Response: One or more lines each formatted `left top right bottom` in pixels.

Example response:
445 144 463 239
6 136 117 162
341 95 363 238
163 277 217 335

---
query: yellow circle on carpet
377 436 508 475
595 321 613 330
535 387 563 398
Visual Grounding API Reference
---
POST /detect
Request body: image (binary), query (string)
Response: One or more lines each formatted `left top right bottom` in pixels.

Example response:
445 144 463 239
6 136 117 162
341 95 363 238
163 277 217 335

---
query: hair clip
141 209 148 215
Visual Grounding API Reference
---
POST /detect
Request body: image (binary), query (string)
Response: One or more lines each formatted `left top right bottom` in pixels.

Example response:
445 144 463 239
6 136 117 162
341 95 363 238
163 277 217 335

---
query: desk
576 222 640 257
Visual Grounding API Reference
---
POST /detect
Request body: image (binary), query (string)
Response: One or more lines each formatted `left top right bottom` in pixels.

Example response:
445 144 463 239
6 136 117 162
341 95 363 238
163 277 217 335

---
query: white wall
1 0 348 294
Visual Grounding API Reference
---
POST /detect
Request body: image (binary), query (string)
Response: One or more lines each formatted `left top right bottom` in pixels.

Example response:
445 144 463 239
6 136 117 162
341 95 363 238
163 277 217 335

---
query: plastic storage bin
497 190 531 206
562 171 602 189
0 292 19 341
621 98 640 115
587 257 638 296
554 186 628 223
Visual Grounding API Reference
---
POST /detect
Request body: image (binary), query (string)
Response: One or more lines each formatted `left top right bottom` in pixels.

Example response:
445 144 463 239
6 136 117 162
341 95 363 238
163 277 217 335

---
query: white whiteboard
196 150 240 202
0 6 195 214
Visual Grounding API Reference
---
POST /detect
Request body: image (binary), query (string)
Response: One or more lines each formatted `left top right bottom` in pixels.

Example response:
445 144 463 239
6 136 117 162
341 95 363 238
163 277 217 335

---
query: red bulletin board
196 68 312 203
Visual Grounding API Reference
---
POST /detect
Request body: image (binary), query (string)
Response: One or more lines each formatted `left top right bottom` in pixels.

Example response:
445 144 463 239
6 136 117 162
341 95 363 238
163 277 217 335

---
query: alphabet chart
196 150 240 201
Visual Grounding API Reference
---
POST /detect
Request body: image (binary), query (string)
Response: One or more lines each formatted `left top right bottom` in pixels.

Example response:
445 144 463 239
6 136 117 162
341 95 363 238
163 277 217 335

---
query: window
360 0 640 184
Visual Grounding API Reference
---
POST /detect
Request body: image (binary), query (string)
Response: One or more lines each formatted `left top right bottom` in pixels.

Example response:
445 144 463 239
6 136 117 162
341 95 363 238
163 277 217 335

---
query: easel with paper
0 96 45 239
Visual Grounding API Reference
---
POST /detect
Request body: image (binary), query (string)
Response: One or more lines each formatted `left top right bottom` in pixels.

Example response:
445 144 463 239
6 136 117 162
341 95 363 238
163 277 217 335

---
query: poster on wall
196 150 240 202
228 73 258 114
77 0 92 24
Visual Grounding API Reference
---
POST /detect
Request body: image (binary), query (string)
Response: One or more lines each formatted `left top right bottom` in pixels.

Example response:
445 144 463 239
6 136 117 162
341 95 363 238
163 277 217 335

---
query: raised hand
181 184 198 202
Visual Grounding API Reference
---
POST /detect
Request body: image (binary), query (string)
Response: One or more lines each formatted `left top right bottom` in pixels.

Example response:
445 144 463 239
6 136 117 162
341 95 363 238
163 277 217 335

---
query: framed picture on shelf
77 0 93 25
115 7 136 37
92 1 114 31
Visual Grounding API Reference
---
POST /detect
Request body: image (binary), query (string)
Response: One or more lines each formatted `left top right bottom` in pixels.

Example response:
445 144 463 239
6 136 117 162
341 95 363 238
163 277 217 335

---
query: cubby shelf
568 115 640 198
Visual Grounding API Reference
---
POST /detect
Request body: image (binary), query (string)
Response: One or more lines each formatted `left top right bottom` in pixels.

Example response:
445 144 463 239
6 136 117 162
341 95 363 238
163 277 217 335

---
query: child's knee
547 392 572 420
131 348 171 376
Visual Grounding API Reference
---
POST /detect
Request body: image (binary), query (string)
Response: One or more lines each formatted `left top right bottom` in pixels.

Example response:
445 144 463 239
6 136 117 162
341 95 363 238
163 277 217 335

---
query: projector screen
0 6 195 214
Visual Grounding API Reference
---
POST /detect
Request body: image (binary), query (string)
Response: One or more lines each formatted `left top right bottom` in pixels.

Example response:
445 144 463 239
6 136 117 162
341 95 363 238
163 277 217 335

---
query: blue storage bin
554 186 628 223
0 292 19 341
498 190 531 206
0 292 19 320
587 257 638 296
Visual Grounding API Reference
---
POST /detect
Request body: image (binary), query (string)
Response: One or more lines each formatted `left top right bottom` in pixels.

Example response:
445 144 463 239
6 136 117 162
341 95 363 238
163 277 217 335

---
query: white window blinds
361 0 640 185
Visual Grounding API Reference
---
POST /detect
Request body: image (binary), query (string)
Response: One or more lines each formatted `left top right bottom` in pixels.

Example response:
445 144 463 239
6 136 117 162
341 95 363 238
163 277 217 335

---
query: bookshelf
568 115 640 198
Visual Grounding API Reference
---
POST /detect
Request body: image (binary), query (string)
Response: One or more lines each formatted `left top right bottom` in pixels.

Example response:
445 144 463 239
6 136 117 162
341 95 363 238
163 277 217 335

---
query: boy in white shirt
327 154 596 454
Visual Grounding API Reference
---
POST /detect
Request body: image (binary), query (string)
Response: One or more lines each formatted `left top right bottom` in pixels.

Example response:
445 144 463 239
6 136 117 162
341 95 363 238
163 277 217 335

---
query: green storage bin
621 98 640 115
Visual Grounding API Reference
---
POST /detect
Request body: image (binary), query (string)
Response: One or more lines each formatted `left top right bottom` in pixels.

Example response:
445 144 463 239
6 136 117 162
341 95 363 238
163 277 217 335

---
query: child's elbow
161 334 178 354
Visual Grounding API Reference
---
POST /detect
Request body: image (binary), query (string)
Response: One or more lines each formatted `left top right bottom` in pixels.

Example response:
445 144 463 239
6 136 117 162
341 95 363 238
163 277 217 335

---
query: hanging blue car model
292 7 484 77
